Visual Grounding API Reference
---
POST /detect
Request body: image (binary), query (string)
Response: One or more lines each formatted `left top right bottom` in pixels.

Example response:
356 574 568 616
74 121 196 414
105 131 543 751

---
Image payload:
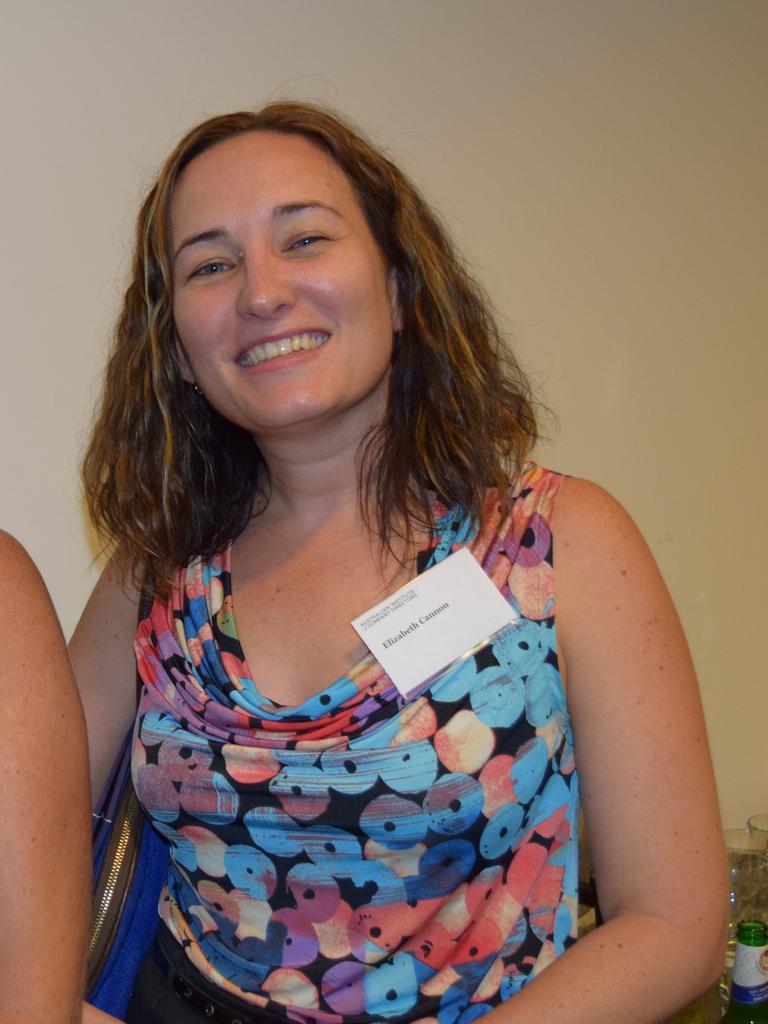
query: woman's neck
253 424 367 527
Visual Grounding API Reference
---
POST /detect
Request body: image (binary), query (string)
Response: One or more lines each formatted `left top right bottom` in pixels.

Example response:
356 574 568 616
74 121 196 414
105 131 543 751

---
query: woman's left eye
289 235 327 250
191 261 230 278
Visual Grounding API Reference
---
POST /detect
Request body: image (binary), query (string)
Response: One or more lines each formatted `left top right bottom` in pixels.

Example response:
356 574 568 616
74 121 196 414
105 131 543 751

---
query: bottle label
731 942 768 1005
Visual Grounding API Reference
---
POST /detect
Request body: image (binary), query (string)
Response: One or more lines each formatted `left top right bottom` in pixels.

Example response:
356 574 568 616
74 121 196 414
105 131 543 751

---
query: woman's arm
68 554 140 803
491 478 726 1022
0 532 91 1024
70 563 140 1024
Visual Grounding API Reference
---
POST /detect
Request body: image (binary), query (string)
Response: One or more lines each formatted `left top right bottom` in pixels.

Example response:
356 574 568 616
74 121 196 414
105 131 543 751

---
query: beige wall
0 0 765 826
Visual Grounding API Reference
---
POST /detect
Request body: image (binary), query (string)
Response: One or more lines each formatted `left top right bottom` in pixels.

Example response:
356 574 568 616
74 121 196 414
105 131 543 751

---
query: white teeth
238 332 329 366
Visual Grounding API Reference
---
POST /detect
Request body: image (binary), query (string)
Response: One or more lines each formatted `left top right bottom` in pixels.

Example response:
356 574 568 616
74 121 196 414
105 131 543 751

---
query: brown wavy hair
83 101 538 592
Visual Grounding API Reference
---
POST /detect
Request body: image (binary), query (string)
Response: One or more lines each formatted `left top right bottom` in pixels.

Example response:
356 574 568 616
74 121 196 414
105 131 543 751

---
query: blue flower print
424 773 484 835
360 794 429 849
470 667 525 729
406 840 476 900
479 804 525 861
363 952 420 1018
510 737 548 804
224 844 277 900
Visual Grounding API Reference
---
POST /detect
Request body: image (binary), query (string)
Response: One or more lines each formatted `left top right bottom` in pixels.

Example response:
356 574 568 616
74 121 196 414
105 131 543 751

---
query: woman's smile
236 330 331 367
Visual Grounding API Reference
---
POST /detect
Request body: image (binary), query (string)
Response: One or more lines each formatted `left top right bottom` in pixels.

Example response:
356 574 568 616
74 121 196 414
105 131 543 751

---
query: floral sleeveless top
132 464 578 1023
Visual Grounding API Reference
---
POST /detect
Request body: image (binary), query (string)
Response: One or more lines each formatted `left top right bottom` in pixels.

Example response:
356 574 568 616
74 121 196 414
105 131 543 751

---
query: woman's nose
236 253 295 319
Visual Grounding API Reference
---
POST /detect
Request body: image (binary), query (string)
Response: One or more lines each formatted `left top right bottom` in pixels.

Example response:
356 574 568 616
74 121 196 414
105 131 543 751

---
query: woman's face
170 131 400 443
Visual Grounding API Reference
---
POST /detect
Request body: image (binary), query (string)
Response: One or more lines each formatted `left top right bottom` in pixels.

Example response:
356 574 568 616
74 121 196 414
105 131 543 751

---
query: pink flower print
222 743 280 786
507 559 555 622
478 755 516 817
503 841 548 906
186 634 205 668
270 764 332 823
314 900 354 960
158 736 210 779
406 918 455 970
504 512 551 570
462 866 503 920
134 762 184 825
285 863 341 923
391 697 438 745
349 902 411 961
454 916 504 966
271 908 320 967
134 637 161 685
262 968 319 1009
221 649 252 692
196 878 241 942
434 710 494 775
487 553 513 596
527 860 564 942
157 738 238 825
321 961 366 1016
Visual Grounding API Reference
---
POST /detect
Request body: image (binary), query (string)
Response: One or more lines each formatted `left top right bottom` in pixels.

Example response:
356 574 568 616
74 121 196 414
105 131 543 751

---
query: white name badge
351 546 518 697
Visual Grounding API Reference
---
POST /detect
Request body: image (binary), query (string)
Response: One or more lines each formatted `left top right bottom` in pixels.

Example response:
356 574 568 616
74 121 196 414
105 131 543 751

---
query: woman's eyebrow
173 228 226 264
273 201 343 220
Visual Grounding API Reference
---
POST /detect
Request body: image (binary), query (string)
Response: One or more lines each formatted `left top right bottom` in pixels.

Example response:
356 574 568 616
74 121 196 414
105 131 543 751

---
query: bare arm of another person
0 532 91 1024
486 479 726 1022
68 554 140 803
70 557 142 1023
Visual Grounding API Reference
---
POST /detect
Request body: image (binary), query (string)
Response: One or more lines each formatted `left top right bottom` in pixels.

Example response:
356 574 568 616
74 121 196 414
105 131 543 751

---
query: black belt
152 925 272 1024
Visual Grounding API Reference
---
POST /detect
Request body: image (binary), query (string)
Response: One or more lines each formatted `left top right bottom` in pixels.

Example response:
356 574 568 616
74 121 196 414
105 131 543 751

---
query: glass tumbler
747 812 768 850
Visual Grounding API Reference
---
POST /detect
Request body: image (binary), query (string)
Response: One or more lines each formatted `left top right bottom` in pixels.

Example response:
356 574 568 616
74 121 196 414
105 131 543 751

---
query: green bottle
722 920 768 1023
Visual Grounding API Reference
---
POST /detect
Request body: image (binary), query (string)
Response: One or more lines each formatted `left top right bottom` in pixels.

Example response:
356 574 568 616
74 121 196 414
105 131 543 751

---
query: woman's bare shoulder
552 474 677 674
0 531 65 644
552 475 642 544
0 529 44 576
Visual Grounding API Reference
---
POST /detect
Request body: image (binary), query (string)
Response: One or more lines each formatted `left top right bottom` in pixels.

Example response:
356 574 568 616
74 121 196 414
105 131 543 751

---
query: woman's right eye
191 260 231 278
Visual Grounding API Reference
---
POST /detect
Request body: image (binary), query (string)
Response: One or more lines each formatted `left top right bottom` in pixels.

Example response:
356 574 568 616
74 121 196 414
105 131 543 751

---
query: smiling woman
72 102 725 1024
170 132 400 441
